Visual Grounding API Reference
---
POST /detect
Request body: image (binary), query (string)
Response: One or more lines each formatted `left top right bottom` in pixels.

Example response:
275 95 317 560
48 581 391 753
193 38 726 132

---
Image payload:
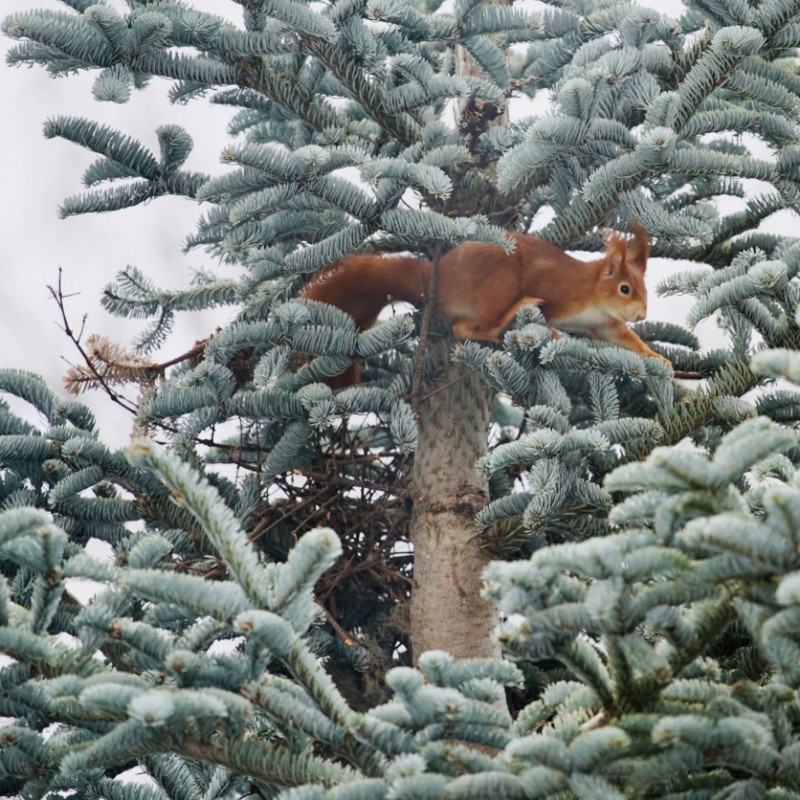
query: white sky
0 0 789 450
1 1 245 446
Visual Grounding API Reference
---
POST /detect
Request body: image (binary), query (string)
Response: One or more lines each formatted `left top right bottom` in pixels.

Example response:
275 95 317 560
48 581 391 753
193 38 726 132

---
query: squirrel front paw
652 352 674 376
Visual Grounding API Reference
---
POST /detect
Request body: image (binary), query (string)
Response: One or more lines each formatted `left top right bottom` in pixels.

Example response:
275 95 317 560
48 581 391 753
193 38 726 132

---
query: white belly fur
549 307 610 332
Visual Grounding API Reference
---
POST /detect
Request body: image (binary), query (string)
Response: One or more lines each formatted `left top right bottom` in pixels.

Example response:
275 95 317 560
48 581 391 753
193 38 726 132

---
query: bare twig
52 269 217 403
50 269 139 415
316 599 355 647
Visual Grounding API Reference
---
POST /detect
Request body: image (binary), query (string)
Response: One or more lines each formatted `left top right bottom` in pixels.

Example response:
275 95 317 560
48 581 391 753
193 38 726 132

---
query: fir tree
4 0 800 797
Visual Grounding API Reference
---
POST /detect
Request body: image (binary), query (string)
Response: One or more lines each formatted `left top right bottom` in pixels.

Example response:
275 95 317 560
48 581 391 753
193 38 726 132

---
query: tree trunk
409 344 499 662
406 1 512 665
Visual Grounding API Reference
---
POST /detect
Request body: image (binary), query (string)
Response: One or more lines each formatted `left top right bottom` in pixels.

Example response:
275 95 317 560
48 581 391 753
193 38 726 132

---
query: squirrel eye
620 284 631 295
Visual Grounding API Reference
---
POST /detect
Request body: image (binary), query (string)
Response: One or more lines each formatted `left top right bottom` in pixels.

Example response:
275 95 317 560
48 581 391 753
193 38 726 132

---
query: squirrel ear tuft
603 235 626 276
627 221 650 272
599 227 619 244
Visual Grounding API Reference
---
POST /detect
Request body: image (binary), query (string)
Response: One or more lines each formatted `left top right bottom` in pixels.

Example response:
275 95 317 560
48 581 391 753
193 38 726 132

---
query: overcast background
1 0 245 448
1 0 774 453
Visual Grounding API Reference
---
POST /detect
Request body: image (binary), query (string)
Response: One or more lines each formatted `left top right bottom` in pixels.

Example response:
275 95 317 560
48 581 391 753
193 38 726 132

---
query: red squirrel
300 224 671 385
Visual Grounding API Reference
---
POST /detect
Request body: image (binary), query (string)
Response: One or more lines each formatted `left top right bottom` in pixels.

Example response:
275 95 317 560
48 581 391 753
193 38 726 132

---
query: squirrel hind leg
493 296 544 334
450 296 544 342
328 363 361 389
450 318 499 341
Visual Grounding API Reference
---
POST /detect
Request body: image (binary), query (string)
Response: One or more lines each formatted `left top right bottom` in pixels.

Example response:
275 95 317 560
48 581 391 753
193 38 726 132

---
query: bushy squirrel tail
300 254 431 329
299 253 431 386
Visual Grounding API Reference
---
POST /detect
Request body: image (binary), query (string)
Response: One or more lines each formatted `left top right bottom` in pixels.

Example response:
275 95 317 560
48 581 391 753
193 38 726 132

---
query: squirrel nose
636 313 645 322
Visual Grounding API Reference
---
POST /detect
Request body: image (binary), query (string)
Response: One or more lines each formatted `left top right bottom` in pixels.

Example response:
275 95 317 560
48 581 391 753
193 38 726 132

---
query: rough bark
406 0 512 666
409 343 499 662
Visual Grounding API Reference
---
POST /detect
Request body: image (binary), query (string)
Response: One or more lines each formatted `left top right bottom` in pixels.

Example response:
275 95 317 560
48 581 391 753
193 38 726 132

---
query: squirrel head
598 222 650 323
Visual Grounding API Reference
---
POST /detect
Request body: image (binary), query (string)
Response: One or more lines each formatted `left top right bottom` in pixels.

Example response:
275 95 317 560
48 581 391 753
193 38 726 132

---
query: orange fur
300 224 671 385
